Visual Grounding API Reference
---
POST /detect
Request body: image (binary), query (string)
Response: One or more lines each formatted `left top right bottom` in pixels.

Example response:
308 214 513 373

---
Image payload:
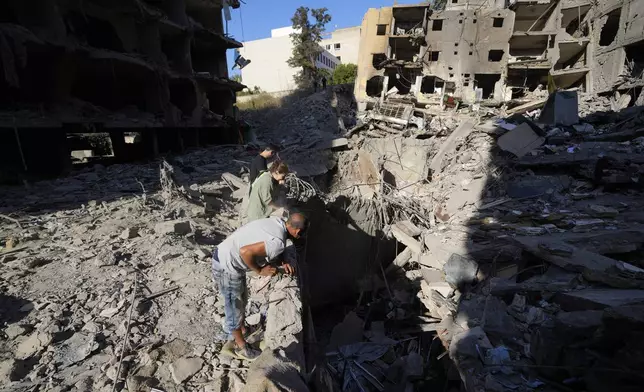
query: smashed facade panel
0 0 244 179
355 0 644 106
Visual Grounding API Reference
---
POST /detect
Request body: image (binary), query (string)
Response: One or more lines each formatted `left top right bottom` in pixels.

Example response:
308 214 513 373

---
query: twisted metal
284 173 319 202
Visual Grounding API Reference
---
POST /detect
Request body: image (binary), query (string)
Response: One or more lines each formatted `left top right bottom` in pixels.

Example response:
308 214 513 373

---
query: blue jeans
212 252 247 341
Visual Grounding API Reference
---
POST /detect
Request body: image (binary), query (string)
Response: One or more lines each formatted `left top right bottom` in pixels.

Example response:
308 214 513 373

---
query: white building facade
239 27 341 93
321 26 361 65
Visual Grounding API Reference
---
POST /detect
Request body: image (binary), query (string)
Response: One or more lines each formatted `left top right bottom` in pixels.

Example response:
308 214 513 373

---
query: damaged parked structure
0 0 244 180
355 0 644 108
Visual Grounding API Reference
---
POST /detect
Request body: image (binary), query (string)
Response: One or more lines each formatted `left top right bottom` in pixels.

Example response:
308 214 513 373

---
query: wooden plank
513 236 644 289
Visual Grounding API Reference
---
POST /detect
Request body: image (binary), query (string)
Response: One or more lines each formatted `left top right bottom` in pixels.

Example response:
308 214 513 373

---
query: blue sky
226 0 424 75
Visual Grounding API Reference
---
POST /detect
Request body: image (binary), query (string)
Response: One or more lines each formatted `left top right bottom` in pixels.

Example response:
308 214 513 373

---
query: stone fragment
14 332 51 359
443 253 478 289
99 307 120 318
169 357 203 384
4 324 27 339
154 220 191 236
120 227 139 239
246 313 261 326
405 352 424 378
328 311 363 350
53 332 100 368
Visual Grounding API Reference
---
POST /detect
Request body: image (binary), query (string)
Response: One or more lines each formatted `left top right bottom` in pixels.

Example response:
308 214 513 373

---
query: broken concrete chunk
120 227 139 240
14 332 51 360
553 289 644 311
420 267 443 284
246 313 261 326
497 123 545 158
53 332 100 368
394 220 422 238
221 172 246 189
405 352 424 378
328 311 364 350
555 310 603 338
154 220 191 236
169 357 203 384
4 324 27 339
443 253 478 289
587 204 618 218
390 225 423 254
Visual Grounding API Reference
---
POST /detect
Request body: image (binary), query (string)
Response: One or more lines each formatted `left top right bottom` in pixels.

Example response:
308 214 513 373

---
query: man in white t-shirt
211 213 306 360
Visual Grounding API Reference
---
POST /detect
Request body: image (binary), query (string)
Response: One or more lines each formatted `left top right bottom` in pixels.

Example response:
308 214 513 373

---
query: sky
225 0 424 75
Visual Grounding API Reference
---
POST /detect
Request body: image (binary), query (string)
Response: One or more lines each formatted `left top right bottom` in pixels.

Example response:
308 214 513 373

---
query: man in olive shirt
246 162 288 223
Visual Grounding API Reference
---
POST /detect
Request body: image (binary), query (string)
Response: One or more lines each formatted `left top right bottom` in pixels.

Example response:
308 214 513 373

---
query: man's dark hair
287 212 307 229
264 144 279 152
270 161 289 175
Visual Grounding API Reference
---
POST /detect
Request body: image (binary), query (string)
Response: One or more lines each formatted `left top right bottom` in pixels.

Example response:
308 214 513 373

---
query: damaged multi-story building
355 0 644 108
0 0 244 179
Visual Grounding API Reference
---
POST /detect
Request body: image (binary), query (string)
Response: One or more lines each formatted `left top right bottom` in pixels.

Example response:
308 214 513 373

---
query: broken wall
425 8 515 99
354 7 393 103
591 0 644 93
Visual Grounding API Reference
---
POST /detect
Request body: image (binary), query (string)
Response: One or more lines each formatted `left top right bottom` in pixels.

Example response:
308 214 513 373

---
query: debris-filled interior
1 1 644 392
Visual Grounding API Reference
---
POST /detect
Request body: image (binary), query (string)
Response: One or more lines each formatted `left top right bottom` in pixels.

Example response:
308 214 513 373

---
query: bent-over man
212 213 307 360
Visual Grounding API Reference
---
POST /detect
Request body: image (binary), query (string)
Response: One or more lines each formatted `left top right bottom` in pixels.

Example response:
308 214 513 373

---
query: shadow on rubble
430 98 644 392
0 293 32 325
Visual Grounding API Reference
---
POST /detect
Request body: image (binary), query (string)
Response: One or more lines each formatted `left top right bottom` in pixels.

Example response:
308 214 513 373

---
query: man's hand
259 265 277 277
281 262 296 276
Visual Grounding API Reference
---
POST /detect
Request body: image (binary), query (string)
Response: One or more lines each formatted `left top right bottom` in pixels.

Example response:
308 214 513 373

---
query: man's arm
239 241 276 276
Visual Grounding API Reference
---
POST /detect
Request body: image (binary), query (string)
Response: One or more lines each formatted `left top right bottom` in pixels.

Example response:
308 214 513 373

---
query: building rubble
321 87 644 391
0 141 316 391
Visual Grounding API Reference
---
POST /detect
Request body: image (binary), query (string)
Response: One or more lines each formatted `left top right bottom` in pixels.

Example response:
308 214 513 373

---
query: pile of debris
330 90 644 391
0 143 310 392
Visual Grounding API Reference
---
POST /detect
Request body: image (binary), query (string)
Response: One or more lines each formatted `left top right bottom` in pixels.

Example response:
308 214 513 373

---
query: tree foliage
231 74 242 83
332 63 358 85
287 7 331 89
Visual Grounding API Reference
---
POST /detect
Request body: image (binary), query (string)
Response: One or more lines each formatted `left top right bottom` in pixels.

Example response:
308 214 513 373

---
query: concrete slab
497 123 545 158
553 289 644 311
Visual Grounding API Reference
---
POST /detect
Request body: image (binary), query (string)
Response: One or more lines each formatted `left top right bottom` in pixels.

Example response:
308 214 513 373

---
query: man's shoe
233 345 261 361
220 340 236 358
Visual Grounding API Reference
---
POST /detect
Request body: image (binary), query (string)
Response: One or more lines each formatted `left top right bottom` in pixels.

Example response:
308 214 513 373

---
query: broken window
335 43 341 49
488 50 504 62
493 18 504 28
432 20 443 31
475 74 501 98
473 19 477 24
429 51 440 61
366 76 384 97
469 51 473 55
377 24 387 35
452 0 458 3
599 9 620 47
326 44 331 50
337 56 341 62
65 11 124 52
459 20 463 24
454 51 458 55
420 76 436 93
372 53 387 69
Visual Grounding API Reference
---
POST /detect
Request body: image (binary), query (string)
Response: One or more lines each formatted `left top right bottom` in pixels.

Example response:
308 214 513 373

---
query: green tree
287 7 331 89
231 74 242 83
332 63 358 85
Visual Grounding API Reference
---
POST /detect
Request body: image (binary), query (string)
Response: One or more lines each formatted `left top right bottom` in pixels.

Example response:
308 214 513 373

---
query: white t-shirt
217 217 288 275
